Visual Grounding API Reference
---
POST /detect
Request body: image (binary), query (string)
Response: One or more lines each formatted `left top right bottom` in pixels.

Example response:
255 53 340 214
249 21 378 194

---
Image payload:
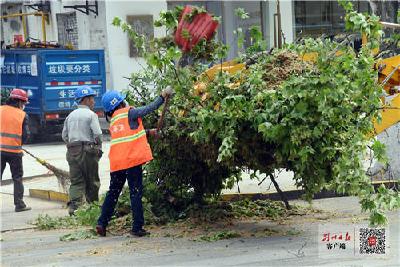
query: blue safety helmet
101 90 126 113
74 85 96 101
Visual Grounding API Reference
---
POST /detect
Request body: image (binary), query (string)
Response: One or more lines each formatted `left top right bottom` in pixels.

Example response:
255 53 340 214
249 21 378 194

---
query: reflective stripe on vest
0 105 25 154
0 144 22 150
109 107 153 172
110 129 146 145
0 132 22 139
110 113 128 126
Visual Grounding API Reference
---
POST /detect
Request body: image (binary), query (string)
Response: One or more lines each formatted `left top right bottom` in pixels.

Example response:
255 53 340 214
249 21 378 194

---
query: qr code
359 228 386 254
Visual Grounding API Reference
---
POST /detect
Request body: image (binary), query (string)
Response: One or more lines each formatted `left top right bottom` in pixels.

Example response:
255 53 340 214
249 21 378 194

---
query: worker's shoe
68 208 76 216
15 206 31 212
96 225 106 237
67 201 77 216
131 228 150 237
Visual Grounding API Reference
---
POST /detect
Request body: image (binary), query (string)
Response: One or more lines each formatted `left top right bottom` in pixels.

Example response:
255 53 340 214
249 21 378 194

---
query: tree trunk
269 174 291 210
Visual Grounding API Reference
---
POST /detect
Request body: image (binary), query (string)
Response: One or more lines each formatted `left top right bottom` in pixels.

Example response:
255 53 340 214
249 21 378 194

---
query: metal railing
0 12 48 43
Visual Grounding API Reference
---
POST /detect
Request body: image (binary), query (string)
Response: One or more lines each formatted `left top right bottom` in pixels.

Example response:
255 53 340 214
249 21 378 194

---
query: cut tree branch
269 173 291 210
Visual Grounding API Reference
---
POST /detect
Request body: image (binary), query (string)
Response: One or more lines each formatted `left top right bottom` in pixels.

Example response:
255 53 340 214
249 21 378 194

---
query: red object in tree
174 6 219 52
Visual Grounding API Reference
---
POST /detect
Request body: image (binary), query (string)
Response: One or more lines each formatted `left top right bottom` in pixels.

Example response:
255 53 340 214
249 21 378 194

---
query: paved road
1 136 398 266
1 194 399 266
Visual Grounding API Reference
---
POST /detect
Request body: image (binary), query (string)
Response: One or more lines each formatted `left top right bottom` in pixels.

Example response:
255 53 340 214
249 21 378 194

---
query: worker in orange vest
0 89 31 212
96 87 173 237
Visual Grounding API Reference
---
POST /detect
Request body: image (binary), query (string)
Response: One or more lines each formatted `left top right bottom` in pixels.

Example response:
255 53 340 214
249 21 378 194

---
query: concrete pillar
280 0 294 44
261 1 271 48
222 1 236 59
266 0 294 49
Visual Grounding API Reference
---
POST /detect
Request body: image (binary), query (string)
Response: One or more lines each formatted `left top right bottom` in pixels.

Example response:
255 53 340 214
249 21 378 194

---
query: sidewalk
0 140 299 198
2 141 111 182
0 193 67 232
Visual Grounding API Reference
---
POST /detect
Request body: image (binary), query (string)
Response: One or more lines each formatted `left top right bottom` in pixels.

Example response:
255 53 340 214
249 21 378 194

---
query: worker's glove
147 128 161 139
161 86 174 99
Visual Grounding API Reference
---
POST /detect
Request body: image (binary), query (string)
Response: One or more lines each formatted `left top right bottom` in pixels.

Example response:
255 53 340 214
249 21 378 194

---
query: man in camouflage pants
62 86 103 215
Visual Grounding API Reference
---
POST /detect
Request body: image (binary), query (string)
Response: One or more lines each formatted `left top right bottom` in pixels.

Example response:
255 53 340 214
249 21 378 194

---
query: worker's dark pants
98 165 144 232
67 144 101 212
0 152 26 208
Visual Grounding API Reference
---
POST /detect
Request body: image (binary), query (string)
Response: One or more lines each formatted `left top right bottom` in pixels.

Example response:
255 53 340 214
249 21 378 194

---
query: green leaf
234 8 250 20
181 29 191 40
369 211 387 227
112 17 122 26
60 230 97 242
294 101 308 115
371 140 388 164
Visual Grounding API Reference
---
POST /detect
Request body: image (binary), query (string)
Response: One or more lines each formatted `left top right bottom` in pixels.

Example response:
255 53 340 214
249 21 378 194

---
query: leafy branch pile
184 199 311 223
33 188 158 231
33 190 312 241
111 2 400 226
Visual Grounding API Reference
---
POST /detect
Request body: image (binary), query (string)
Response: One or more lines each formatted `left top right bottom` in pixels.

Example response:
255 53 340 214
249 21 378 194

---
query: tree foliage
112 4 400 225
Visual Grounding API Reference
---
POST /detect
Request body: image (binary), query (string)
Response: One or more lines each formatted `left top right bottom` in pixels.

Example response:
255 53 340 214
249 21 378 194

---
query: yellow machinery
374 55 400 134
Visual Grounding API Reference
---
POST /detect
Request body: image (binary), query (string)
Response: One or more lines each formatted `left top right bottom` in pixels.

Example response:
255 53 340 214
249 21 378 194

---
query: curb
27 180 398 203
1 174 53 186
221 189 342 202
221 180 398 202
29 189 69 203
1 226 37 233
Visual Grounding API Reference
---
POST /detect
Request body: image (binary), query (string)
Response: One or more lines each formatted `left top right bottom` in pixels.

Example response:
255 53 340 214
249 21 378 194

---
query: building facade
1 0 370 91
1 0 167 90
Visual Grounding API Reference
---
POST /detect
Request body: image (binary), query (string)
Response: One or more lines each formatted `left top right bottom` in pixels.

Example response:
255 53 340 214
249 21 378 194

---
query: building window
56 12 79 49
126 15 154 58
294 0 370 38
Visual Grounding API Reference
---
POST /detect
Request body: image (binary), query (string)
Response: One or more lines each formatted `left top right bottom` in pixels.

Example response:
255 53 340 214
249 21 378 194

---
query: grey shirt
62 105 102 145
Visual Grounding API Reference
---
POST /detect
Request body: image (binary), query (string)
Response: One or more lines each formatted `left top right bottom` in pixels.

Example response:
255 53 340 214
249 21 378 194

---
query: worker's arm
62 117 69 143
21 114 30 144
90 113 103 146
128 96 164 130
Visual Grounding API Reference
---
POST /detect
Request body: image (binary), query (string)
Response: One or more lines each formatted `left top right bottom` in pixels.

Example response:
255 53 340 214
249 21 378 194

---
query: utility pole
274 0 283 48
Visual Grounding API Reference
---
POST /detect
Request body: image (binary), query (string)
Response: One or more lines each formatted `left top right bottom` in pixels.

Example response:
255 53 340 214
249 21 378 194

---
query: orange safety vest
109 106 153 172
0 105 25 154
